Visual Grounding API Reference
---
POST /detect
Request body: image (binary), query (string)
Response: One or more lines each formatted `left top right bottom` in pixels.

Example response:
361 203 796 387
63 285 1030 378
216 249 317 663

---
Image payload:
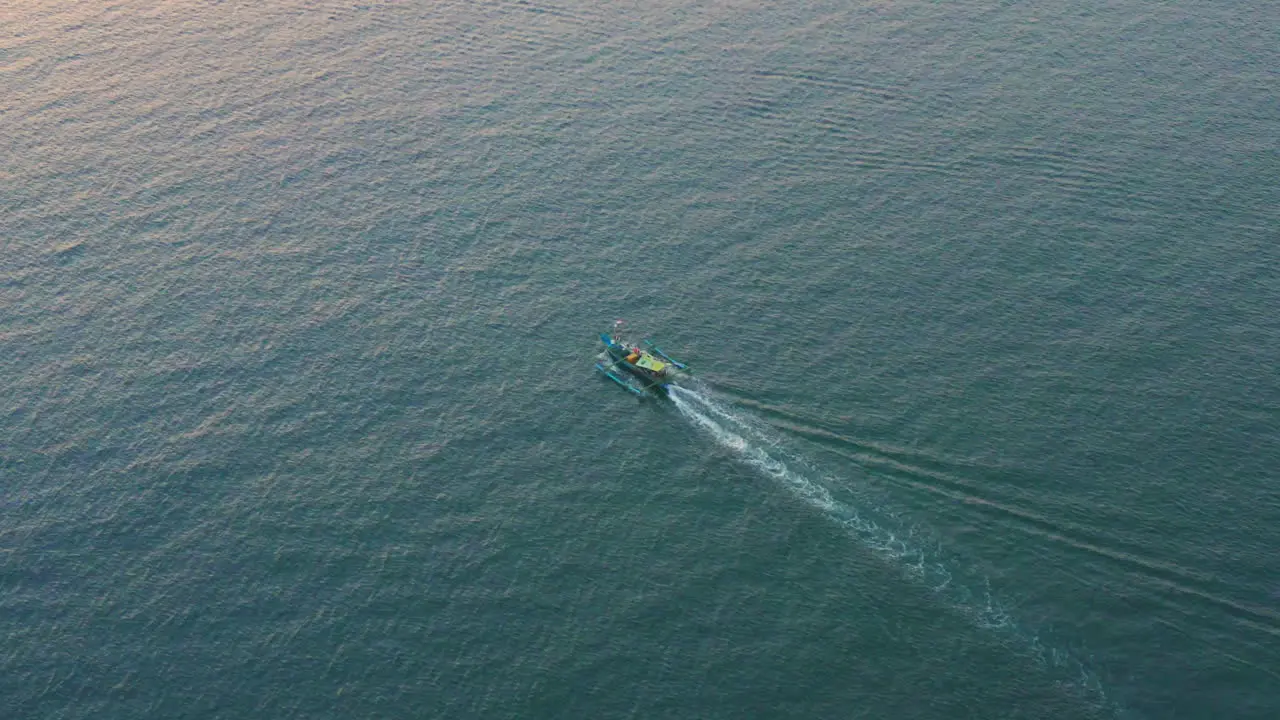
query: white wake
668 385 936 574
666 383 1118 715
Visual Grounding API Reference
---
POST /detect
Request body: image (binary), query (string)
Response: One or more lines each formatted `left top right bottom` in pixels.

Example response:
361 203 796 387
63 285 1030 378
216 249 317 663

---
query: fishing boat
594 321 691 397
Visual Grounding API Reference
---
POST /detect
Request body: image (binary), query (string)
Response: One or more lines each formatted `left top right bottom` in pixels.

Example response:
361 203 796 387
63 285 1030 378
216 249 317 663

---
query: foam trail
670 385 937 572
668 384 1121 716
675 388 838 511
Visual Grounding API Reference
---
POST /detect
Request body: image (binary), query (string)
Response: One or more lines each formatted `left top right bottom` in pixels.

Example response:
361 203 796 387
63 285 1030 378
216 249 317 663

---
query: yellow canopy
635 354 666 372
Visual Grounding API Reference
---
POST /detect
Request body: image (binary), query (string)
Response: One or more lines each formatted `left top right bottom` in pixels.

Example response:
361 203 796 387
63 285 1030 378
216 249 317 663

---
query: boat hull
597 333 685 396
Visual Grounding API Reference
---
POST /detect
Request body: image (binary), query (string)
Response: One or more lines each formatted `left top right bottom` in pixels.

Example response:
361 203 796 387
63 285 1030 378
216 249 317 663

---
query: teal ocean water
3 1 1278 717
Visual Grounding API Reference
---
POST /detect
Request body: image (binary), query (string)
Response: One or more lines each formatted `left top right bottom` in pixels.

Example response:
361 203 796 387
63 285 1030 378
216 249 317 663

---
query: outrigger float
595 320 691 397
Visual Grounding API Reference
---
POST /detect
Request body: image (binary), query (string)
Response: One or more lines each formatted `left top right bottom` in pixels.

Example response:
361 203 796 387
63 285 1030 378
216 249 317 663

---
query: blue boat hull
596 333 687 397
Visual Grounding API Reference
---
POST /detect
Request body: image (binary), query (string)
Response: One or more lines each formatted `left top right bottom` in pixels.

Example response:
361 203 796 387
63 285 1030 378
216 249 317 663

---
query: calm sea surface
3 1 1278 718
